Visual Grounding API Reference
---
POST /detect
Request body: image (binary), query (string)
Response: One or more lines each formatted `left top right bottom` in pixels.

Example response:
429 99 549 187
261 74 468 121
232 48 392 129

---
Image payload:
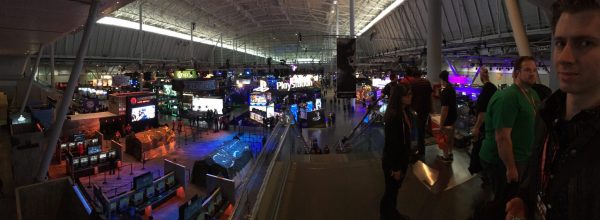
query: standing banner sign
336 38 357 98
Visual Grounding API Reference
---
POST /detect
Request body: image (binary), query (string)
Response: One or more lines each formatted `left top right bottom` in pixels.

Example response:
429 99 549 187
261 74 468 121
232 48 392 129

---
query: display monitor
60 143 67 150
90 155 98 165
108 150 116 159
68 142 76 150
72 158 79 168
133 172 153 190
156 180 165 193
249 93 267 106
87 145 101 155
118 196 129 212
193 98 223 114
76 141 84 150
166 174 175 188
133 191 144 206
146 186 155 199
92 138 99 145
110 202 117 212
131 105 156 122
99 153 107 163
79 157 89 167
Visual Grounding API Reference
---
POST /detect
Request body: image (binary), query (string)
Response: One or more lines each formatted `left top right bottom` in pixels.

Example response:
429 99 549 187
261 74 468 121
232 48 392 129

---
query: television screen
77 142 84 149
131 105 156 122
133 191 144 205
99 153 107 162
167 175 175 188
80 157 88 167
193 98 223 114
109 151 116 158
92 138 99 145
68 142 76 150
133 172 153 190
110 202 117 212
90 155 98 165
118 197 129 212
60 143 67 150
72 158 79 168
249 93 267 106
146 186 155 199
156 180 165 193
88 145 101 155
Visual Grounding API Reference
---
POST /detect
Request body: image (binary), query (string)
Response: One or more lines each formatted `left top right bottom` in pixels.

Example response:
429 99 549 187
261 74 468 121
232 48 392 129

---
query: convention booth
125 126 176 161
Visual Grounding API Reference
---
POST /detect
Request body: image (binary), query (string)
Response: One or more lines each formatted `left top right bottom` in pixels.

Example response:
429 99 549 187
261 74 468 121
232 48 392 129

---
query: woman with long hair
380 83 413 220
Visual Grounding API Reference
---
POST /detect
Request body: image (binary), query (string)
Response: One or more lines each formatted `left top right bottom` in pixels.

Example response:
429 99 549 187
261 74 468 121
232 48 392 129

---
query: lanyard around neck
517 85 537 115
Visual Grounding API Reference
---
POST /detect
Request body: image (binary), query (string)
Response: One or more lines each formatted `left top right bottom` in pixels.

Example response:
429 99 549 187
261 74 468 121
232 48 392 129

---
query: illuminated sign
253 80 269 92
174 70 197 79
130 95 155 105
276 75 319 91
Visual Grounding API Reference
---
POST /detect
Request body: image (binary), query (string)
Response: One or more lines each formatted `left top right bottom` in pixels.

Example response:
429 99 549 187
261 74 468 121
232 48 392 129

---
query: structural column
426 0 441 82
505 0 532 56
50 43 55 87
20 45 44 115
37 0 100 182
349 0 355 38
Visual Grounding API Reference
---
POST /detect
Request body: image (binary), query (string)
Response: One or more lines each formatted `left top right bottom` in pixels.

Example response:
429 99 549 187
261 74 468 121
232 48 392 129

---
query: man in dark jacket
506 1 600 219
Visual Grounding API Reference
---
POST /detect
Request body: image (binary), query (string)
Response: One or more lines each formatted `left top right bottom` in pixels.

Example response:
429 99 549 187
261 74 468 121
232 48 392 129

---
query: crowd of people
379 1 600 219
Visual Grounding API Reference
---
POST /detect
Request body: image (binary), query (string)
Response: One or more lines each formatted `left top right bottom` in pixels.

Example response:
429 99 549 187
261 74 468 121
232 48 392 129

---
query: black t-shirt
382 81 397 97
407 77 433 114
440 85 457 126
476 82 498 113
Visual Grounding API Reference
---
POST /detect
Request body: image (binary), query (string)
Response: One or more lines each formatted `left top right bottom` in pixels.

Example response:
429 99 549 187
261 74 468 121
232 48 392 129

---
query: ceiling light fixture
356 0 405 37
97 17 266 58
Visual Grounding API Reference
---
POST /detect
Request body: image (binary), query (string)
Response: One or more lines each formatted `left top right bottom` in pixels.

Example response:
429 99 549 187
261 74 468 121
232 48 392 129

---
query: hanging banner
181 80 217 92
307 110 326 128
112 75 130 87
336 38 357 98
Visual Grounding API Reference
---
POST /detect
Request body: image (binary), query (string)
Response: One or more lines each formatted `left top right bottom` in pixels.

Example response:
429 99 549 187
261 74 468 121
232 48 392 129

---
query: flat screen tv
60 143 67 150
118 196 129 212
108 150 116 159
99 153 107 163
166 174 175 188
72 158 79 168
89 155 98 165
133 172 153 190
87 145 101 155
146 186 155 199
156 180 165 193
131 105 156 122
92 138 99 145
133 191 144 206
79 157 88 167
68 142 76 150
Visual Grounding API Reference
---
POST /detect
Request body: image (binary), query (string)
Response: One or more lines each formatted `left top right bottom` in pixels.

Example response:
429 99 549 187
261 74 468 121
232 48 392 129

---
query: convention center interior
1 0 598 219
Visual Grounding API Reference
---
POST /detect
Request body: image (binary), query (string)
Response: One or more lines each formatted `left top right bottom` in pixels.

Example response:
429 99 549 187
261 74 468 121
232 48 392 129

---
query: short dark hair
513 56 535 78
514 56 536 72
439 70 449 83
552 0 600 32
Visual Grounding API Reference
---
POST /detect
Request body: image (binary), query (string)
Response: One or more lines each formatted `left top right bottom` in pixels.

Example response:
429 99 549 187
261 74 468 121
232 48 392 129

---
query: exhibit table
126 126 176 161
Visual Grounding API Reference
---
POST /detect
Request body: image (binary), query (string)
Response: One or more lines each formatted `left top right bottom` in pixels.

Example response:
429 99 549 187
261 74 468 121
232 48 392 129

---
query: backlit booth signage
183 80 217 92
174 70 197 79
276 75 319 91
192 97 223 114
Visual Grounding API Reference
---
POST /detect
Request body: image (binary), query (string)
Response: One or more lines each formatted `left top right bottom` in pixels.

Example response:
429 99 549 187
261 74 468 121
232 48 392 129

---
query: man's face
516 60 538 87
553 10 600 94
480 69 489 81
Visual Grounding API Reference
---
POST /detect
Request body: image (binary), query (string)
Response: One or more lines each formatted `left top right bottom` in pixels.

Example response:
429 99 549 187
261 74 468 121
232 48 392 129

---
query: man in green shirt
478 56 540 219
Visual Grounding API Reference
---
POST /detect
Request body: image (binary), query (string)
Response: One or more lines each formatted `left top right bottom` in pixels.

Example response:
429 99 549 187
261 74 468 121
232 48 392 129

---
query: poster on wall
336 38 357 98
307 110 326 128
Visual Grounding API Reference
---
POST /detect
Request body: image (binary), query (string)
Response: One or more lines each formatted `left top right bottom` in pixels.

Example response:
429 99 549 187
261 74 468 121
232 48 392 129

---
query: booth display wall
16 177 90 220
164 159 188 188
61 118 101 138
11 132 46 187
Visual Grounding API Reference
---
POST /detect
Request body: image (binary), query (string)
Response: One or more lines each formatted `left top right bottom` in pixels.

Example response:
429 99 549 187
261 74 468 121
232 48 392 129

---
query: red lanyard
540 134 559 194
